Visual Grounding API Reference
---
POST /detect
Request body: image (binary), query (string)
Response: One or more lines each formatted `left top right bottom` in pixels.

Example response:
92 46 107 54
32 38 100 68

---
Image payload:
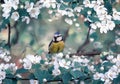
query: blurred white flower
107 55 114 61
90 23 97 29
0 80 2 84
65 18 73 25
105 70 117 80
112 9 120 20
25 54 41 64
43 78 47 82
29 7 40 18
11 12 19 21
9 63 18 72
2 13 10 19
104 79 112 84
83 0 93 8
93 72 103 80
115 38 120 45
30 79 39 84
74 7 82 12
23 58 32 69
59 59 71 69
4 56 10 62
87 11 91 15
106 20 115 30
75 23 80 27
1 0 19 19
0 71 6 80
95 5 107 16
25 1 34 12
52 68 61 76
40 0 56 8
56 53 63 58
88 65 95 72
25 1 40 18
22 16 30 24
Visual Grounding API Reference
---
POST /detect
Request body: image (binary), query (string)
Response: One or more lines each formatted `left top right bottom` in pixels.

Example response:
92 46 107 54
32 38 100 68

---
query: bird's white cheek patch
57 37 62 41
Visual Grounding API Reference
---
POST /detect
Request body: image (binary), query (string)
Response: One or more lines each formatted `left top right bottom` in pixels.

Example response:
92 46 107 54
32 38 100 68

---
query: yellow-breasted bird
48 32 65 54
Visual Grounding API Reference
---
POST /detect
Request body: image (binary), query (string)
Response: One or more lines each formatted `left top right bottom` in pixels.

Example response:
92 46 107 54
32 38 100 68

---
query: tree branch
11 21 19 45
77 27 91 53
69 50 101 57
63 26 70 42
7 23 11 48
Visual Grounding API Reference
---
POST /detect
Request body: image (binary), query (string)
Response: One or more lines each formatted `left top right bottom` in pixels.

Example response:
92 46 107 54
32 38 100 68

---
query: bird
48 32 65 54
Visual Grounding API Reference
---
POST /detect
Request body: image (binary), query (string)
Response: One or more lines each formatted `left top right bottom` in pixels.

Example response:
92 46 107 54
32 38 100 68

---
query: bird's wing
49 40 53 47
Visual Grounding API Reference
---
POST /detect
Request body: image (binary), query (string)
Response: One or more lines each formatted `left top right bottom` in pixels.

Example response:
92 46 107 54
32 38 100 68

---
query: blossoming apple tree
0 0 120 84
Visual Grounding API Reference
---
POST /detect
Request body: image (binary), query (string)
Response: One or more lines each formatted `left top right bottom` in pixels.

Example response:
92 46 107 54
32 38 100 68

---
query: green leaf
92 80 103 84
60 4 68 10
114 20 120 24
56 0 61 3
63 0 73 2
59 67 68 74
70 70 84 79
104 1 112 14
62 72 72 84
90 32 98 41
113 74 120 84
15 68 28 74
3 78 17 84
20 0 30 3
74 62 81 68
88 16 99 22
0 19 9 31
32 64 41 69
34 70 53 83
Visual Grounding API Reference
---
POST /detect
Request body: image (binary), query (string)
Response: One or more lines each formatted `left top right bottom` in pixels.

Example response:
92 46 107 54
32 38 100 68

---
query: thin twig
12 21 19 45
69 50 101 57
7 23 11 48
77 27 91 53
6 76 91 83
63 26 70 42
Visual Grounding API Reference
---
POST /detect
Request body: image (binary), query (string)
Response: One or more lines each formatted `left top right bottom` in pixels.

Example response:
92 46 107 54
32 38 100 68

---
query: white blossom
90 23 97 29
52 68 61 76
83 0 93 8
107 55 114 61
43 78 47 82
1 0 19 19
59 59 71 69
40 0 56 8
2 13 10 19
11 12 19 21
25 1 34 12
93 72 103 80
115 38 120 45
105 70 117 80
29 7 40 18
0 71 6 80
22 16 30 24
112 9 120 20
24 54 41 64
74 7 82 12
88 65 95 72
75 23 80 27
65 18 73 25
106 20 115 31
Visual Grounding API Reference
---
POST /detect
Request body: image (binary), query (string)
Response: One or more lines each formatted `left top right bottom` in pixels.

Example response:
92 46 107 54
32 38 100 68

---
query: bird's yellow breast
49 41 64 54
